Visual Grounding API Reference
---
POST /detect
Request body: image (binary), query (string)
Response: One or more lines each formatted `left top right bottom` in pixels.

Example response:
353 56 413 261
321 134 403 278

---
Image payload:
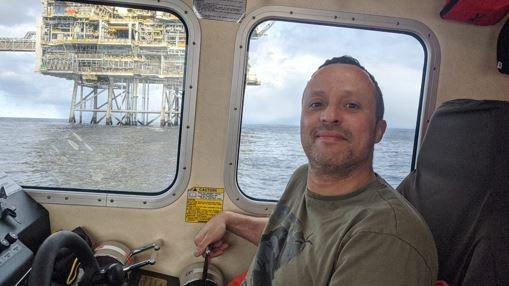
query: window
239 21 425 200
226 8 440 209
0 0 199 202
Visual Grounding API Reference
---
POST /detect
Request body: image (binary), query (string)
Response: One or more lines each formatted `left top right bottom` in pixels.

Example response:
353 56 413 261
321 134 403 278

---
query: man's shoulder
291 164 308 180
346 176 437 267
352 177 430 235
278 164 309 202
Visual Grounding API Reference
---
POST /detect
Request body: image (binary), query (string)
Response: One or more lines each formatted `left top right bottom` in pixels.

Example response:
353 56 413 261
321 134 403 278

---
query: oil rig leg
68 80 78 123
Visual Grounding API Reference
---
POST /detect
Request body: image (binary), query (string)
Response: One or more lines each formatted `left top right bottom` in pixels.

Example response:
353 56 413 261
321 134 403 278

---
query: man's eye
344 103 360 109
309 102 323 109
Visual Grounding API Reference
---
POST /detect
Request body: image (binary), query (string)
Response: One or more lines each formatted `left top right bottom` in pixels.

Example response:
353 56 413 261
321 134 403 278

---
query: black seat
397 99 509 286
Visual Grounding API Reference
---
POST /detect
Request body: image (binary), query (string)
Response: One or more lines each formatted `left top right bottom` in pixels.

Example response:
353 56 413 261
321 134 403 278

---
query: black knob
105 263 126 286
4 232 17 244
1 205 17 220
0 239 10 252
0 186 7 199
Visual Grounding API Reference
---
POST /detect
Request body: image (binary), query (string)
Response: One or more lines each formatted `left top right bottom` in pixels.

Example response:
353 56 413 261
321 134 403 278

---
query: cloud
0 23 38 38
0 52 72 118
0 91 62 118
242 20 426 129
0 1 40 38
371 62 424 128
244 38 324 125
0 0 41 27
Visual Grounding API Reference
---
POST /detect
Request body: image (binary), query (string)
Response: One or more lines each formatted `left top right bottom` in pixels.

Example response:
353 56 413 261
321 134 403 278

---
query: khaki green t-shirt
243 165 438 286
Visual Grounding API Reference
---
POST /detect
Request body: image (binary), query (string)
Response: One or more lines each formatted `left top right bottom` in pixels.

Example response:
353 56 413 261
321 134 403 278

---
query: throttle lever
202 246 212 286
0 203 20 224
130 239 161 256
123 252 157 272
99 240 161 286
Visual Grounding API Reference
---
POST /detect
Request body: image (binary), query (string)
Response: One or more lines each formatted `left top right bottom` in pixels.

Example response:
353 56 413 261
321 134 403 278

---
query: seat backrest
397 99 509 286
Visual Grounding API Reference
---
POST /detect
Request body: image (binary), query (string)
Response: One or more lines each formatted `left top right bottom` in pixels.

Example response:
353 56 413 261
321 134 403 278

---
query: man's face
300 64 386 176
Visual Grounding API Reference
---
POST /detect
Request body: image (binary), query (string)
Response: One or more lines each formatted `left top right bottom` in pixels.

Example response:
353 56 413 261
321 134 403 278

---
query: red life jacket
441 0 509 25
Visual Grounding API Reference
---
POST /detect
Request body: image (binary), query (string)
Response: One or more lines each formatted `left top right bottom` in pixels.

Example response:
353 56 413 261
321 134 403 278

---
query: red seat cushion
228 272 247 286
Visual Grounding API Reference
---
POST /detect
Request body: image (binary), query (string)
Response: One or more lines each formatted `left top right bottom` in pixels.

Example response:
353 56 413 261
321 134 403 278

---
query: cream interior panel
190 19 238 187
44 193 257 280
43 0 509 281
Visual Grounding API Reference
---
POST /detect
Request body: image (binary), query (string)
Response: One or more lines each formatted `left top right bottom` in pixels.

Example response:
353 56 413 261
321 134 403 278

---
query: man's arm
330 231 437 286
194 211 268 257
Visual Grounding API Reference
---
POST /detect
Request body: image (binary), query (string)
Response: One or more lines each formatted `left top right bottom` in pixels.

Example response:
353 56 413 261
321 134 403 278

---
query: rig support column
106 81 113 125
69 80 78 123
79 84 83 124
133 79 139 125
91 86 98 124
160 85 167 127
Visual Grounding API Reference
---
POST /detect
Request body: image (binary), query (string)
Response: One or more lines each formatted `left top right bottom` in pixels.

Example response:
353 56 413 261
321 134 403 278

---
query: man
194 56 438 285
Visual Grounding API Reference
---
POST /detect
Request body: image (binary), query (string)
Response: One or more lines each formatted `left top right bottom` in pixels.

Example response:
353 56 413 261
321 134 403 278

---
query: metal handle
130 239 162 257
123 251 156 272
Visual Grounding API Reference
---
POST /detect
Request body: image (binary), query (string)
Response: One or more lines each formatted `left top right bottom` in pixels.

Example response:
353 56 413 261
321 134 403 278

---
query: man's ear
374 119 387 143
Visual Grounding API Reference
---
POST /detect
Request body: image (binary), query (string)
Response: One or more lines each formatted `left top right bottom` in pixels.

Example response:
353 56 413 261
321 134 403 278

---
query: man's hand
193 211 269 258
194 212 230 258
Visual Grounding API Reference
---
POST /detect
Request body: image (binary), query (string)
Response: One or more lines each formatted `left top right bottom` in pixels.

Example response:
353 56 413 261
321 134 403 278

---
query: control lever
0 186 7 199
123 251 157 272
1 205 17 219
0 186 21 224
130 239 161 256
99 239 161 286
0 202 20 224
202 246 212 286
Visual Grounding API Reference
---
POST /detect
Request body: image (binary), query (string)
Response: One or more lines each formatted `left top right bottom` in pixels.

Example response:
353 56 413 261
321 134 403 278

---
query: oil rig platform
0 0 271 126
35 0 186 126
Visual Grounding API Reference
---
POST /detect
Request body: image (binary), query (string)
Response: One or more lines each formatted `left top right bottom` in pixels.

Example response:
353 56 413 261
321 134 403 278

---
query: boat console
0 172 224 285
0 172 50 285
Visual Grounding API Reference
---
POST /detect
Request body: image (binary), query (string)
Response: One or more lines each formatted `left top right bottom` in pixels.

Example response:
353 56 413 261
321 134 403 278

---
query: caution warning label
185 187 224 223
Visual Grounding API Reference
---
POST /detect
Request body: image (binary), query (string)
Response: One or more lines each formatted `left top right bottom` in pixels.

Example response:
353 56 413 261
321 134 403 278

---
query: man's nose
320 105 342 123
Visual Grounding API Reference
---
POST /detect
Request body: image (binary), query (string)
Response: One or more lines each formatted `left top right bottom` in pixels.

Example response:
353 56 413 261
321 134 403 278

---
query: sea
238 125 415 200
0 118 415 200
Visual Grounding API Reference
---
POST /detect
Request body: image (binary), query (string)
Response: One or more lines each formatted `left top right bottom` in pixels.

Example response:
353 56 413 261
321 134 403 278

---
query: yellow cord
66 258 81 285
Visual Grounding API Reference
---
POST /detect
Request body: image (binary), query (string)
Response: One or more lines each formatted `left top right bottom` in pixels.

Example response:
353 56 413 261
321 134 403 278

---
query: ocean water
0 118 415 199
0 117 179 193
238 125 415 200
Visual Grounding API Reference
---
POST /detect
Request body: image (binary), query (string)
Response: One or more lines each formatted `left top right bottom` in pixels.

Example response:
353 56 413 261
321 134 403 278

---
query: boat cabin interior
0 0 508 285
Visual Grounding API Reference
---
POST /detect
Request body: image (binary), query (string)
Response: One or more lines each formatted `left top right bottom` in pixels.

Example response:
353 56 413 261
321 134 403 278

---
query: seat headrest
399 99 509 230
397 99 509 285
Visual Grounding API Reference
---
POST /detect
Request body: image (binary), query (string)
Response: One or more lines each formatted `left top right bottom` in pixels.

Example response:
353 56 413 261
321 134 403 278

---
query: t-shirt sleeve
329 231 436 286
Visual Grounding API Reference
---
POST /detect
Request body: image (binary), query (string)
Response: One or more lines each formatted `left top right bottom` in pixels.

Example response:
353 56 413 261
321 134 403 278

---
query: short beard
306 145 358 180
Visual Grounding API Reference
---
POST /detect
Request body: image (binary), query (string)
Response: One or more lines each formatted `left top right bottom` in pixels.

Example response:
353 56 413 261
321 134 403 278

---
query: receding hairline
303 63 378 98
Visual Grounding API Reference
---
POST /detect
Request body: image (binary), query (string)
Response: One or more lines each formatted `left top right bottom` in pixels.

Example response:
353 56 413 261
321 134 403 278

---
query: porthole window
0 0 199 203
226 8 440 211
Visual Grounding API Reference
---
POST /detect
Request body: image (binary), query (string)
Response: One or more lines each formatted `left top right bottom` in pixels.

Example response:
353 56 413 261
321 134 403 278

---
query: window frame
224 6 441 215
22 0 201 208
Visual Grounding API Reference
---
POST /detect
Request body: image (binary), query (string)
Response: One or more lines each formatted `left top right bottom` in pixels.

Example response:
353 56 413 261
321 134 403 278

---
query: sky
244 21 425 129
0 0 73 118
0 1 425 129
